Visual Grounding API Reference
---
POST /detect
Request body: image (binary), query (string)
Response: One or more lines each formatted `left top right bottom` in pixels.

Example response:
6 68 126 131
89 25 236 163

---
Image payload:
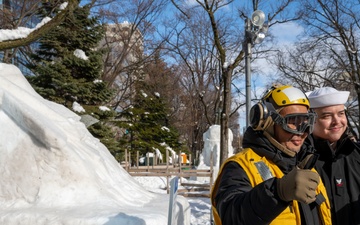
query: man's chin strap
260 107 296 157
263 131 296 157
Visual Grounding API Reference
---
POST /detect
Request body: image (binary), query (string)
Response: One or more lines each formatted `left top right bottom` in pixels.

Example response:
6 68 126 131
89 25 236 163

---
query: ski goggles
271 112 317 135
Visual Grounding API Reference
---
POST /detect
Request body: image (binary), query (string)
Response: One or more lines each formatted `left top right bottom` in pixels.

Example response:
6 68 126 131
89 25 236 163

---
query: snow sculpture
196 125 234 182
0 63 190 225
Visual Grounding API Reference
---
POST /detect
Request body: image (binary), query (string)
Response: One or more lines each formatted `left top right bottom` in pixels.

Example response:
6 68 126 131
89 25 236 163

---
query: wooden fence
122 149 214 197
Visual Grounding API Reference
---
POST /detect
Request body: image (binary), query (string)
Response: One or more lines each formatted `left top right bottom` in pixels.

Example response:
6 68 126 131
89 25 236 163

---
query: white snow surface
0 17 51 42
74 49 89 60
0 63 190 225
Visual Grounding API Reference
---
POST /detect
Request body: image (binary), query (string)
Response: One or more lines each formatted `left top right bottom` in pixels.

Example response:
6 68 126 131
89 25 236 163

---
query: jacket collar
242 127 302 173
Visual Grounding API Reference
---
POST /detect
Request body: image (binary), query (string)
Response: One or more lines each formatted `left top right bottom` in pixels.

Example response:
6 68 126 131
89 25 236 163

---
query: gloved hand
277 167 320 204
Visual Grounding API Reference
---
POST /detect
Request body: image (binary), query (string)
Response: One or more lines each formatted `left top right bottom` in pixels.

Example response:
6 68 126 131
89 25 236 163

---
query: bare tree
93 0 168 112
274 0 360 135
168 0 297 164
160 9 222 155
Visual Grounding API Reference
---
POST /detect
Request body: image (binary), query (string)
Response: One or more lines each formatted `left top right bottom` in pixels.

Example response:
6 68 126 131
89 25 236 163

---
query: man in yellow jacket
211 85 331 225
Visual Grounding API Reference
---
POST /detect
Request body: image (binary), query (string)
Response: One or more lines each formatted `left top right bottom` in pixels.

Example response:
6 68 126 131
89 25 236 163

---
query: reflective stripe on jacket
211 148 331 225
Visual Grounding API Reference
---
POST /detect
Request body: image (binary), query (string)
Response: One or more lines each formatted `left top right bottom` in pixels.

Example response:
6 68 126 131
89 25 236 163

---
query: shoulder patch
254 161 274 181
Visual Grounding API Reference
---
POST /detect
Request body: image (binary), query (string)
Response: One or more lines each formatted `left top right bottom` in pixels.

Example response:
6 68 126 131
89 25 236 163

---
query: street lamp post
244 10 268 128
245 18 252 129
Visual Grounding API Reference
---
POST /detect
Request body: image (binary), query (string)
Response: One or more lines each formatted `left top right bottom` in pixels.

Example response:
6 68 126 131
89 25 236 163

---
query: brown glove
277 167 320 204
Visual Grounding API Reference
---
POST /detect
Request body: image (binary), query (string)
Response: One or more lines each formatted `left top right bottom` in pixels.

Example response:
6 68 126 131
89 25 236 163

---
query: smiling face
274 104 309 153
312 104 347 143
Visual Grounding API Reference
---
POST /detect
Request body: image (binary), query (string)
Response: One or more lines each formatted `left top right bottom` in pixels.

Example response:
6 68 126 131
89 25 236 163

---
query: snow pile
0 63 190 225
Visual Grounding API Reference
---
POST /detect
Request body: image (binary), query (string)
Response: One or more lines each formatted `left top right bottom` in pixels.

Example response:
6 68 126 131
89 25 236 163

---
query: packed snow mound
0 63 190 225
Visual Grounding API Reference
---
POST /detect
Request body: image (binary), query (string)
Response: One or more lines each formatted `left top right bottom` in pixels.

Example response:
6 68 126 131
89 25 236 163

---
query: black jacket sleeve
214 161 289 225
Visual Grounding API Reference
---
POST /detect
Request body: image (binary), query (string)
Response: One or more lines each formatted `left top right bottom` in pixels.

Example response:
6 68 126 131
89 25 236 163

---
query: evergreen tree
26 3 119 154
28 3 111 107
118 78 182 159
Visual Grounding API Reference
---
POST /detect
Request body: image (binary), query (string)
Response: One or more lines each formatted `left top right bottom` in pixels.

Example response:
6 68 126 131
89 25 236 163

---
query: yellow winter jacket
211 148 331 225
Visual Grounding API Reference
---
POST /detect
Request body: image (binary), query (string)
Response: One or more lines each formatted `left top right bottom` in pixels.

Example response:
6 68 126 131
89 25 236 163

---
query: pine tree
28 3 112 107
26 3 119 154
118 78 182 159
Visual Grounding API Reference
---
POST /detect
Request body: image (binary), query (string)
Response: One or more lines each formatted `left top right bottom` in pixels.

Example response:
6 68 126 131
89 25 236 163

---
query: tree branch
0 0 78 50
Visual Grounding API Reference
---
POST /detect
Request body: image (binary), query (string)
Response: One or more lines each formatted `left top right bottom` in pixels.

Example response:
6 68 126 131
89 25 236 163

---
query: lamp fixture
251 10 266 27
253 23 268 44
244 9 268 128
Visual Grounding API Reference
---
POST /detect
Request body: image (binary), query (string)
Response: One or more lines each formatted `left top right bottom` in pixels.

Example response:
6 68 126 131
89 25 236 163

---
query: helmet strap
258 106 296 157
263 130 296 157
262 107 284 133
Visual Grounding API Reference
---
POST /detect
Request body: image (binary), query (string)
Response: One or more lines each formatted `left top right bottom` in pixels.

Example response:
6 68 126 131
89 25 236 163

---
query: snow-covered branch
0 0 78 50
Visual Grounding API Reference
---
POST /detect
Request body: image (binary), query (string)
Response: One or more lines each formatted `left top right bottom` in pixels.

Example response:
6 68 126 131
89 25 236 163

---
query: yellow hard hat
262 85 310 109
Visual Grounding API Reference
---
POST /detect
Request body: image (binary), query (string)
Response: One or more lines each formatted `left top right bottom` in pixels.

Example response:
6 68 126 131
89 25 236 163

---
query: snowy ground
0 63 191 225
133 176 212 225
0 63 216 225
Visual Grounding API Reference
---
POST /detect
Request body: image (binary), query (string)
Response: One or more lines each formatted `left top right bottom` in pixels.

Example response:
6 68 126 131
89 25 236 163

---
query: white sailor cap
307 87 350 108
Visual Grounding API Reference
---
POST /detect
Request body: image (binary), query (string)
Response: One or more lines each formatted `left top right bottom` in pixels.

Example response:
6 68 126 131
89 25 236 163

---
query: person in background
211 85 331 225
307 87 360 225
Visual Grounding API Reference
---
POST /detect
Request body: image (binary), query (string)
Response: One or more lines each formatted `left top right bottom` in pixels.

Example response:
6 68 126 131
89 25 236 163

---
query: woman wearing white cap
307 87 360 225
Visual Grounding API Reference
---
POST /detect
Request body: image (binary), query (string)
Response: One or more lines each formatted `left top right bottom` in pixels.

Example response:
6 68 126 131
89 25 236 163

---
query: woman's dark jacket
309 129 360 225
213 127 324 225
